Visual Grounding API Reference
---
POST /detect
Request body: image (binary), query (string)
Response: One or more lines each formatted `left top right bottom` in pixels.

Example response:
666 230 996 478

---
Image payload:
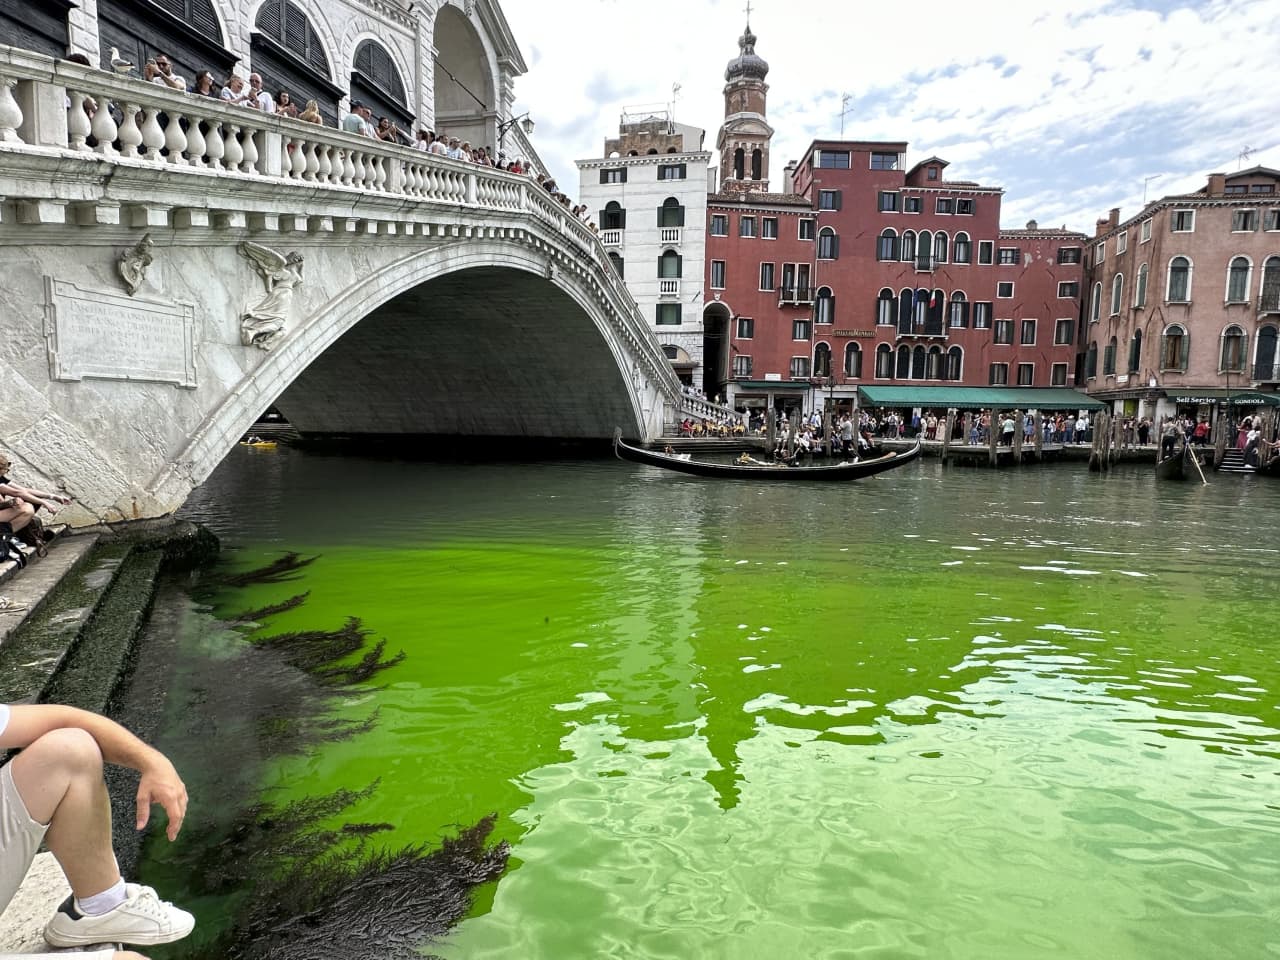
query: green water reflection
174 449 1279 958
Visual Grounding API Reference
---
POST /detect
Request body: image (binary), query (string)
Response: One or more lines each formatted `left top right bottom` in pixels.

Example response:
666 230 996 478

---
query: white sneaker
44 883 195 948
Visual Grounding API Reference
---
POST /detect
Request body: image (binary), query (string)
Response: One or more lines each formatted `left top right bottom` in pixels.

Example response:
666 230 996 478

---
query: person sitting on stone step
0 455 70 544
0 702 194 959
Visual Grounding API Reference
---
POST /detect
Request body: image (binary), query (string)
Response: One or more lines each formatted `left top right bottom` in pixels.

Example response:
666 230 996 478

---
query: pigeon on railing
109 47 134 74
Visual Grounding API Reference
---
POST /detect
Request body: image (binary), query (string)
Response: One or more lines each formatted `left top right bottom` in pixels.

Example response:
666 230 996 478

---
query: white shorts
0 761 48 915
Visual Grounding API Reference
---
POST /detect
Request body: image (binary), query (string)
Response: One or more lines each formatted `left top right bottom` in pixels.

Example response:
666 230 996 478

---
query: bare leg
9 728 122 896
0 501 36 532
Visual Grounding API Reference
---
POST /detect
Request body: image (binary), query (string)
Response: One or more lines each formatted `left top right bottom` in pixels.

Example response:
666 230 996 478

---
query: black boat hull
614 435 922 480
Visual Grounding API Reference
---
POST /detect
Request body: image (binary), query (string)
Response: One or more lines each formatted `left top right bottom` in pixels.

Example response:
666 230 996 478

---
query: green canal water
158 447 1278 958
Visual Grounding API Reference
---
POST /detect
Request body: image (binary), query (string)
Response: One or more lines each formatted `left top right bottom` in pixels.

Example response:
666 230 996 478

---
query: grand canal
154 446 1278 958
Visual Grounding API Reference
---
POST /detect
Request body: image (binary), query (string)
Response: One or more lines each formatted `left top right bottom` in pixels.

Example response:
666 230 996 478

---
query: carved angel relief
237 241 304 351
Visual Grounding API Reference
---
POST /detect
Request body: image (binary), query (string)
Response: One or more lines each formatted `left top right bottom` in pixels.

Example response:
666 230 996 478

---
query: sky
501 0 1280 234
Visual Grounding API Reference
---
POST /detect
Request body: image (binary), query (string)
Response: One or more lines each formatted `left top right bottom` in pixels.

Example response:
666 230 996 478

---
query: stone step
0 534 99 653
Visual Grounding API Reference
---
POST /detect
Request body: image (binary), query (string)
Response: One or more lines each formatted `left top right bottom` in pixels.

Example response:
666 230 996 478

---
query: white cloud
498 0 1280 233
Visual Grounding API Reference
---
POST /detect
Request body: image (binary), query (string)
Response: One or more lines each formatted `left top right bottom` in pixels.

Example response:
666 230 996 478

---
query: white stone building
577 109 713 388
1 0 542 166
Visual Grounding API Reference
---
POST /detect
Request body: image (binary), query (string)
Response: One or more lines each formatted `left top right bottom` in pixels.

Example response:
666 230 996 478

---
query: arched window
876 288 895 325
1220 324 1246 372
814 342 831 377
877 228 898 261
926 288 944 332
1085 341 1098 378
658 197 685 228
1160 324 1188 371
751 148 762 180
875 343 894 378
945 346 963 381
911 345 927 379
658 250 682 278
255 0 331 74
96 0 231 92
647 148 659 155
934 231 948 263
949 292 968 328
352 39 410 130
733 148 745 180
901 230 917 262
1103 335 1118 375
601 201 625 230
845 342 862 378
607 252 624 278
898 289 913 332
917 231 933 269
953 231 971 264
1090 282 1102 322
1255 324 1278 380
817 227 839 260
896 344 911 378
1135 262 1148 308
925 346 944 380
1226 256 1251 303
1110 273 1124 315
1167 256 1192 302
1263 257 1280 312
814 287 835 324
913 287 929 328
1127 329 1142 373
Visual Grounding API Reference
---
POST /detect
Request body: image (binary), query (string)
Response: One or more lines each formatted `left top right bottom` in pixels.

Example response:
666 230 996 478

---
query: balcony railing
915 256 936 273
659 279 680 297
778 286 813 304
600 229 623 246
659 227 682 244
1260 289 1280 313
1254 362 1280 382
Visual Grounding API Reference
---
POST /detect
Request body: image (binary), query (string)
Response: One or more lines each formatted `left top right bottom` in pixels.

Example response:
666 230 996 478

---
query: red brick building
707 23 1088 417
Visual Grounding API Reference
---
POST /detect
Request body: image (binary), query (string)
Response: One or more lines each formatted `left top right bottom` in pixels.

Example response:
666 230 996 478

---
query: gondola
1155 442 1188 481
613 432 922 481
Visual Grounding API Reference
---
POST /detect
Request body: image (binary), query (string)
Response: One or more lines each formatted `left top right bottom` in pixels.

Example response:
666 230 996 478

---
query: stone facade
1085 166 1280 422
578 111 713 389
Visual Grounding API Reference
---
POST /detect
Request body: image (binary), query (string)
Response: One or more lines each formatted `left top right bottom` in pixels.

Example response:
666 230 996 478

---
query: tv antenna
839 93 852 136
1142 174 1161 205
1238 145 1253 169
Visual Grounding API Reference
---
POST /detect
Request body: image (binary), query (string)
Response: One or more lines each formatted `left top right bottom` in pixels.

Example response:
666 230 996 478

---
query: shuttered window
354 39 407 106
148 0 221 37
256 0 331 76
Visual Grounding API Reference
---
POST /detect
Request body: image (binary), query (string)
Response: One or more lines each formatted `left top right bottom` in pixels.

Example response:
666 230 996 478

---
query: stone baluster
365 153 382 191
223 122 244 170
289 138 306 179
341 148 355 185
351 150 366 187
140 107 165 161
205 121 225 170
185 118 206 167
240 126 259 173
163 108 187 162
315 143 332 183
0 74 21 143
67 91 92 150
90 100 118 155
302 140 319 181
117 103 143 157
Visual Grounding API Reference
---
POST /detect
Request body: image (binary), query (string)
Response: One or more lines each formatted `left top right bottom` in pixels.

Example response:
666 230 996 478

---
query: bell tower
716 19 774 194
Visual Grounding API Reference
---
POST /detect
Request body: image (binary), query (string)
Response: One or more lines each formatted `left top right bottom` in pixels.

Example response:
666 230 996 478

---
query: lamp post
497 112 535 152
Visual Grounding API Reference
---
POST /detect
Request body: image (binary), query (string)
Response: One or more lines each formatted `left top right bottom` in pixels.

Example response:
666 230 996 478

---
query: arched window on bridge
97 0 233 95
352 39 412 134
252 0 340 125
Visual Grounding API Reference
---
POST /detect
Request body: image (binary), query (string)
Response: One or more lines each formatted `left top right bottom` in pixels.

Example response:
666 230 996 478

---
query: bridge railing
0 44 685 422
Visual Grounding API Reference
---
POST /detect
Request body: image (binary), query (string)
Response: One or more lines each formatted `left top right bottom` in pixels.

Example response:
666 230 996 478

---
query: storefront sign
833 329 874 338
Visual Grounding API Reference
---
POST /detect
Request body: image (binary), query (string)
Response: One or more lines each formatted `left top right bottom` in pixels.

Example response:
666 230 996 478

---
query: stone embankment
0 522 216 955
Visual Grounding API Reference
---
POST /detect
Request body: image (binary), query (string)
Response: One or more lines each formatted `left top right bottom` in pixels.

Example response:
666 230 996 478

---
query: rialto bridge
0 46 726 524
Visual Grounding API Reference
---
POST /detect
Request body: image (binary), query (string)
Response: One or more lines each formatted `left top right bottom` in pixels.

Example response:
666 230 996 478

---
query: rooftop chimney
1026 219 1038 230
1207 172 1226 195
1095 217 1110 238
783 160 797 195
1108 207 1120 228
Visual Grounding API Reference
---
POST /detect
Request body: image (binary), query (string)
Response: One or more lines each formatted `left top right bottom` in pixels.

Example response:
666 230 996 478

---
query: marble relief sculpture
117 234 154 295
237 242 304 351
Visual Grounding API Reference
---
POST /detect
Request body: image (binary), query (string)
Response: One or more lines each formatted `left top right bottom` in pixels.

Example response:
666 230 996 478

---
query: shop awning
1165 389 1280 407
856 386 1105 411
731 380 810 391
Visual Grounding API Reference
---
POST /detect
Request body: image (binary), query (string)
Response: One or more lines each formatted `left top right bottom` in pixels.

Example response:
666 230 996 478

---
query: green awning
1165 389 1280 407
730 381 809 391
856 386 1105 411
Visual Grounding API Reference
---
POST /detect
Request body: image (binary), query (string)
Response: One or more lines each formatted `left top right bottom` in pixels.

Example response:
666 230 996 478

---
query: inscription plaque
44 277 198 388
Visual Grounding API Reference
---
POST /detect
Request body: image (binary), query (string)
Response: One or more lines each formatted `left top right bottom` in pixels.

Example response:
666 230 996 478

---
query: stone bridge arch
154 242 654 508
